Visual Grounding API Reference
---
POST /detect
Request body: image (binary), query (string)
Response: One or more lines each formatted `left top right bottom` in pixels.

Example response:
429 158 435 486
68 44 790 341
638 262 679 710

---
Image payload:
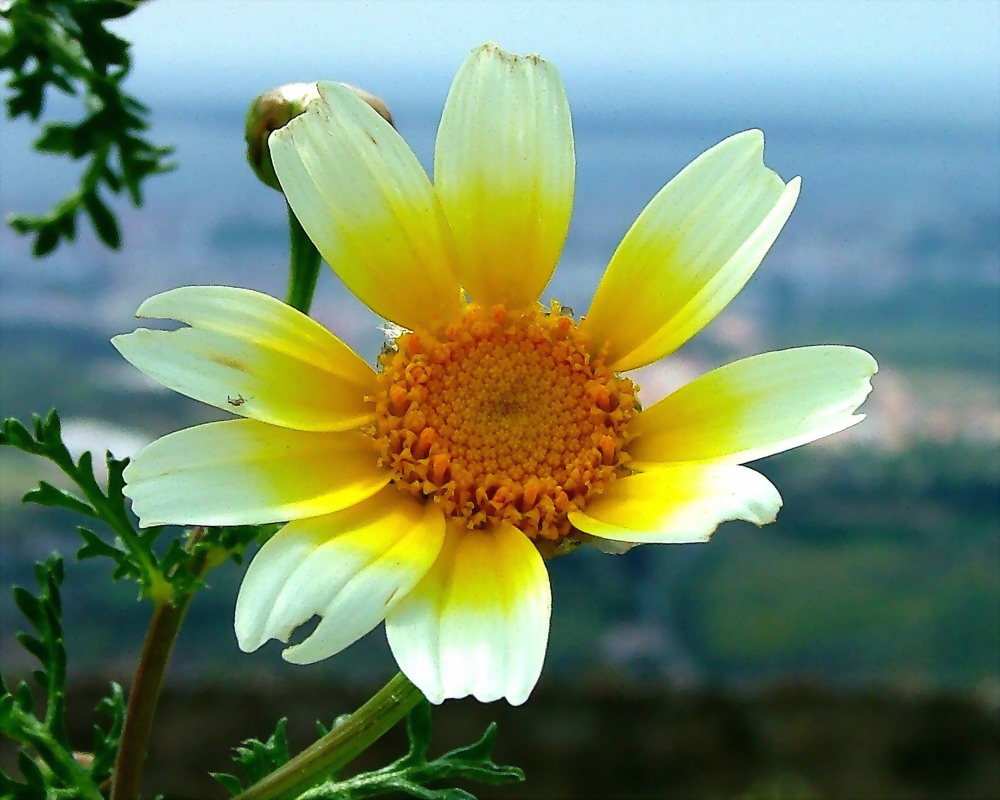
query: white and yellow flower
113 44 876 705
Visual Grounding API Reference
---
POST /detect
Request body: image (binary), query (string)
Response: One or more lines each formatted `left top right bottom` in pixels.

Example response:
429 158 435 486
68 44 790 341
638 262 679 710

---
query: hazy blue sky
117 0 998 126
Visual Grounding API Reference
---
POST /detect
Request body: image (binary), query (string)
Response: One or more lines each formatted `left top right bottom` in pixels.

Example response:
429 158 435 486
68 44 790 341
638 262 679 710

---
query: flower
112 43 877 705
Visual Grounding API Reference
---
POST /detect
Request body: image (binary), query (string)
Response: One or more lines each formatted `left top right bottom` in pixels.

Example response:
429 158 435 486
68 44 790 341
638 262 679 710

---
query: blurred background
1 1 998 798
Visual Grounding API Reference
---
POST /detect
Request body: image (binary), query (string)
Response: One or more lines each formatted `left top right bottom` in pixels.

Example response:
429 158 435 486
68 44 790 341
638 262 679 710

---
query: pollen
370 303 638 541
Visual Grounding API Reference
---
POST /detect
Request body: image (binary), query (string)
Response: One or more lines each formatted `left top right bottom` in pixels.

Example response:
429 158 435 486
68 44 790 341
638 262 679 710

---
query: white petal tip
861 351 880 375
472 690 505 705
134 289 177 319
753 500 782 527
280 645 320 666
109 328 151 362
421 684 532 706
235 635 263 654
503 689 532 707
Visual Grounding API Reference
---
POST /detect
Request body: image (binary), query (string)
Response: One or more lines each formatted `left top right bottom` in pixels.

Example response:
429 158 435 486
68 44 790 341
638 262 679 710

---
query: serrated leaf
411 785 476 800
0 686 14 715
438 723 501 765
16 751 45 788
37 409 60 440
57 208 78 239
211 772 246 796
0 555 99 796
101 161 122 191
32 224 60 257
0 417 34 449
76 526 123 562
35 122 79 154
22 481 95 517
404 700 432 763
17 634 47 667
14 682 34 715
90 682 124 782
302 703 524 800
4 0 173 254
220 717 292 793
2 412 173 598
74 450 99 492
106 453 128 502
12 588 43 627
42 555 64 586
82 191 121 248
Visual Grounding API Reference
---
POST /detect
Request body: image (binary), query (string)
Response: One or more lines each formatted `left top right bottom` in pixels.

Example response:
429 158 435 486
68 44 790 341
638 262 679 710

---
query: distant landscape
1 85 998 700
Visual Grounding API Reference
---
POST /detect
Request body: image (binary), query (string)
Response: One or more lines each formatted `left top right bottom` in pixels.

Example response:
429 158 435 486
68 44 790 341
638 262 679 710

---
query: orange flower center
371 303 637 541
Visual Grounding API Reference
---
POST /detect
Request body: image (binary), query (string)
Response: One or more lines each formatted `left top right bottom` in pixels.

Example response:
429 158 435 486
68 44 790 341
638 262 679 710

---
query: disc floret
372 303 637 541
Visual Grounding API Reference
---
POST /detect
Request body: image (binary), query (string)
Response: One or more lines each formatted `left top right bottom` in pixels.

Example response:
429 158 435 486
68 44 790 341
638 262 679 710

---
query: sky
115 0 999 127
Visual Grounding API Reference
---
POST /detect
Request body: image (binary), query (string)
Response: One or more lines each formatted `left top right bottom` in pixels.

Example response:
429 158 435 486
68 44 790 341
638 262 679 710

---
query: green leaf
76 525 125 563
82 190 121 248
90 682 125 783
213 718 292 794
32 223 60 257
12 587 42 628
433 722 524 785
0 416 34 449
14 682 34 715
213 773 246 796
16 751 46 791
34 122 79 154
1 556 106 800
1 410 169 599
403 698 433 763
284 702 524 800
0 410 280 604
22 480 96 517
2 0 174 255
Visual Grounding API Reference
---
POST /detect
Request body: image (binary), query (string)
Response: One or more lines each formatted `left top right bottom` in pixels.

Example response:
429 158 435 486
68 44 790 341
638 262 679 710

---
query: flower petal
581 130 800 371
123 419 388 527
385 522 551 705
112 287 375 432
234 486 445 663
568 464 781 544
270 82 462 331
630 346 878 466
434 43 574 309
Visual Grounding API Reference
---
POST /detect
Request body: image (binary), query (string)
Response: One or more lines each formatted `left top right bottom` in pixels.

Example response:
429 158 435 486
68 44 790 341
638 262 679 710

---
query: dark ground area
3 679 995 800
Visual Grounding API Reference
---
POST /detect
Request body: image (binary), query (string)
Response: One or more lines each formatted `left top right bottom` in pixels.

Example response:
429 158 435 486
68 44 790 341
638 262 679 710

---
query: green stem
233 672 424 800
284 202 322 313
110 536 209 800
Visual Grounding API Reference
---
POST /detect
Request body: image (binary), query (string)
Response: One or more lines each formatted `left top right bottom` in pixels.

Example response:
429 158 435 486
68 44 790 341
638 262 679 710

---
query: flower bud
245 82 394 191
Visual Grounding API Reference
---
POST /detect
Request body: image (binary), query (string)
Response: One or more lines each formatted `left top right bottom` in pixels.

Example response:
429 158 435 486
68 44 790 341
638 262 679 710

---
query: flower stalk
285 202 323 313
110 532 210 800
233 672 424 800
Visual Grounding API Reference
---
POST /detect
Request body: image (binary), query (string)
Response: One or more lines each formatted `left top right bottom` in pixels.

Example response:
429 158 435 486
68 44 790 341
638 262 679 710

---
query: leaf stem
233 672 424 800
110 534 209 800
284 202 322 313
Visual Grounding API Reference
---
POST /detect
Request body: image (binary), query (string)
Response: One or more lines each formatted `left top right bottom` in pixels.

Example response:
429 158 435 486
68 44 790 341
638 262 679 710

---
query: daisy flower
112 44 876 705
